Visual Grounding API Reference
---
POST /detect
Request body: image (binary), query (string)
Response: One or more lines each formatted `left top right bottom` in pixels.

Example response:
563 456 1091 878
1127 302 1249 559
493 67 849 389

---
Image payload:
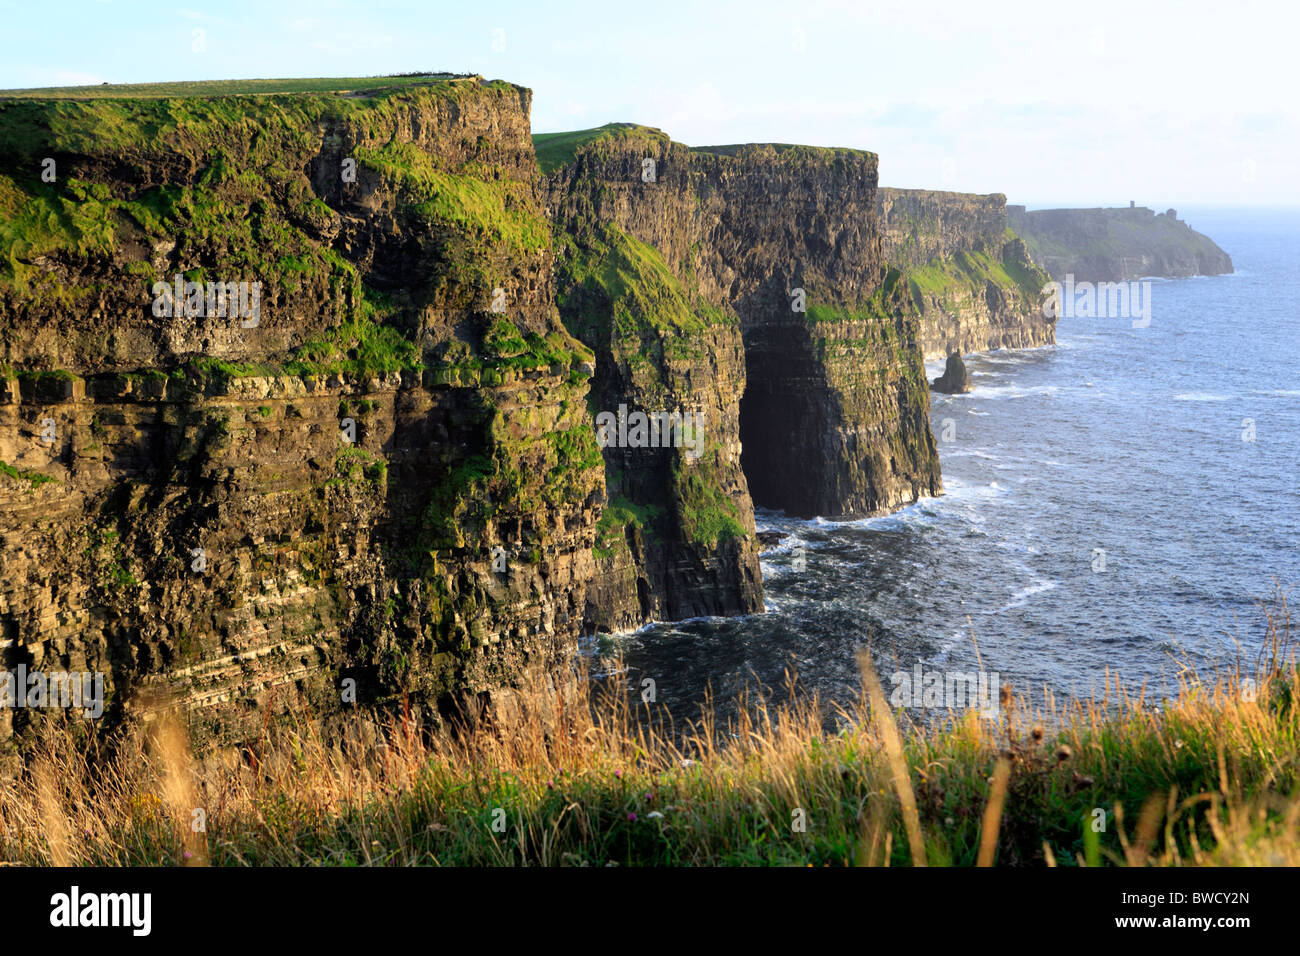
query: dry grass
0 593 1295 867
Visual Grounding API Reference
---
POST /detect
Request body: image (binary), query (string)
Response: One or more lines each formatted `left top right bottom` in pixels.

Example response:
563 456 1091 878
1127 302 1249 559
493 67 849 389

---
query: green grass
0 74 497 100
593 495 665 559
532 123 670 176
0 460 58 489
334 447 388 487
673 451 746 547
690 141 876 162
904 242 1048 311
356 141 550 257
283 315 422 378
0 78 532 302
557 224 730 346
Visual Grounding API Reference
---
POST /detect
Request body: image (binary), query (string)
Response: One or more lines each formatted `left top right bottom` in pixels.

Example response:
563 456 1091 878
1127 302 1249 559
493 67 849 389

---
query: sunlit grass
0 591 1293 867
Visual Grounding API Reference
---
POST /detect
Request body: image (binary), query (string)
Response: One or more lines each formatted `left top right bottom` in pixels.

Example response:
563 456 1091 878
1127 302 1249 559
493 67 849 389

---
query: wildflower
614 769 622 778
183 850 192 861
627 812 637 822
646 811 664 820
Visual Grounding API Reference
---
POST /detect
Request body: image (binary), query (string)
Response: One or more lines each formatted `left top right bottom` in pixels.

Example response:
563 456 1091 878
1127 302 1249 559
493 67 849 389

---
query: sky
1 0 1295 207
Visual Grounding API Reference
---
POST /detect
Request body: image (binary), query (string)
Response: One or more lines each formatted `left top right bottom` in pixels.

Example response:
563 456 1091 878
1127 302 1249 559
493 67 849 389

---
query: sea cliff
1006 204 1233 281
0 81 1060 751
879 187 1055 359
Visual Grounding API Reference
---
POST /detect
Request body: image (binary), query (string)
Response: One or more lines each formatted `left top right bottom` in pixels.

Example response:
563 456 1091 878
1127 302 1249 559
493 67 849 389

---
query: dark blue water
606 209 1300 720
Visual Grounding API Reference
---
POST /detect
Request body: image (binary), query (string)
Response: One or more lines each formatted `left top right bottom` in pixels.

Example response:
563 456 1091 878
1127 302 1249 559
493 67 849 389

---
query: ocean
600 207 1300 724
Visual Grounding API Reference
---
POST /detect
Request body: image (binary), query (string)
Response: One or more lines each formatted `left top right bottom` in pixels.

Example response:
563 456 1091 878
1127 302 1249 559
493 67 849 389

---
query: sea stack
931 351 973 393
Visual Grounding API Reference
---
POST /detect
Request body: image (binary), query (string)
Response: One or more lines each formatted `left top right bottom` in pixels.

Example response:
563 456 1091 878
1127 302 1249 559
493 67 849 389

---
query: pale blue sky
1 0 1295 206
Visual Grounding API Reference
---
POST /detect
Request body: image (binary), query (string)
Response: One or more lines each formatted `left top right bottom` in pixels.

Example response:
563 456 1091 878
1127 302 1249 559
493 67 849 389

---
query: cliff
540 127 941 629
879 188 1056 359
1 87 951 750
1006 204 1233 281
0 76 605 748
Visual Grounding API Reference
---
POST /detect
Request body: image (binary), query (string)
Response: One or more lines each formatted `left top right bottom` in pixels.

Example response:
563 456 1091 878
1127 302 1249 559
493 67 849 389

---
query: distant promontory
1007 203 1233 282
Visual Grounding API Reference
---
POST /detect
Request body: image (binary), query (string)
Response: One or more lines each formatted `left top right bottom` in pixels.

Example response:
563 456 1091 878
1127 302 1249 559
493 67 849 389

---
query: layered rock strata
541 128 942 629
0 77 603 748
879 187 1055 359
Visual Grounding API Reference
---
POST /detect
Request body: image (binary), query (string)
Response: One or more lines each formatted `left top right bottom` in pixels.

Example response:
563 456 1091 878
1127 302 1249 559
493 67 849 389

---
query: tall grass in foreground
1 593 1295 867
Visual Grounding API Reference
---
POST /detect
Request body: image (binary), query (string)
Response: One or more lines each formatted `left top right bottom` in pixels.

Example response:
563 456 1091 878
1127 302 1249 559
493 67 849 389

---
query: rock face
541 127 942 630
930 352 972 394
880 188 1056 359
0 93 949 749
1006 204 1233 281
0 77 604 748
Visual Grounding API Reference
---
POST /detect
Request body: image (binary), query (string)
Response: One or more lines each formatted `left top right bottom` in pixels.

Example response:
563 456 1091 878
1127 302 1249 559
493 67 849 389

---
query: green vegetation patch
593 495 664 559
904 243 1047 311
0 74 499 100
0 459 58 489
355 141 549 257
557 224 730 344
673 449 745 547
532 123 671 176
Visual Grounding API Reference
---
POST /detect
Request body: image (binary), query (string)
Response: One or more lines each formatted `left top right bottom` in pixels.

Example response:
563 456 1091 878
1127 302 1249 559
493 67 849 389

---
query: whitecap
997 579 1058 612
970 383 1061 400
940 450 1002 460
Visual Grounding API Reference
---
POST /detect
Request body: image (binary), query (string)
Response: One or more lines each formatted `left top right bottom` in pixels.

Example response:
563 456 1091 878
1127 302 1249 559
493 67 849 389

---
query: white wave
1172 392 1233 402
997 579 1058 612
756 532 811 556
1249 389 1300 398
969 383 1061 400
940 450 1003 461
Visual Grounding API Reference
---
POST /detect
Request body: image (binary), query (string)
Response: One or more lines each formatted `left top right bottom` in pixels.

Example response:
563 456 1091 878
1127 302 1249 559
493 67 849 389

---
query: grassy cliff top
691 142 877 161
532 123 671 176
880 186 1007 204
533 126 878 177
0 73 511 101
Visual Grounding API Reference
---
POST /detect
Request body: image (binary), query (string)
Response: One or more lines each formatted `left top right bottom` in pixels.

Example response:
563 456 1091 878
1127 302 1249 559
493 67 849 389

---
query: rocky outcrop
0 77 603 749
930 352 972 394
879 188 1056 359
542 128 941 630
1007 204 1233 281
